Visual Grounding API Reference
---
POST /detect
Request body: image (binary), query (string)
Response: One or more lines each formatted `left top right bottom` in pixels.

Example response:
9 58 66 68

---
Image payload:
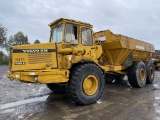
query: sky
0 0 160 52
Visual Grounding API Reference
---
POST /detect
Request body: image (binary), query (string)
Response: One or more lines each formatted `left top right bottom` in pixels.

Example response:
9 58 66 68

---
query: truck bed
94 30 155 66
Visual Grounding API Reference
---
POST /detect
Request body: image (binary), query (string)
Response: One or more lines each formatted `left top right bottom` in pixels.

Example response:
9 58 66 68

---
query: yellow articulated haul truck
7 18 155 105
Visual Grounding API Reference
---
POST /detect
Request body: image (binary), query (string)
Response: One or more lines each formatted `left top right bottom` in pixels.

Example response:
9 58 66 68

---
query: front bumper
7 69 69 84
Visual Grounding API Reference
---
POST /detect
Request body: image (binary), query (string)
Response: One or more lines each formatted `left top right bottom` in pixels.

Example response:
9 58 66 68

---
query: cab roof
49 18 92 27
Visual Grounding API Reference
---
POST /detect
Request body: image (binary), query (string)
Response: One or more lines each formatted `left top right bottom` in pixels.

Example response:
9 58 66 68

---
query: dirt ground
0 65 160 120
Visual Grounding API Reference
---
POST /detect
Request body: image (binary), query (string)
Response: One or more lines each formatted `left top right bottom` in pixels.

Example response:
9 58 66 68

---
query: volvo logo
22 49 48 52
13 49 56 53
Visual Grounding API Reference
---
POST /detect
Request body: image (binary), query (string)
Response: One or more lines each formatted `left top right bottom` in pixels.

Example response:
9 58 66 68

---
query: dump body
94 30 155 67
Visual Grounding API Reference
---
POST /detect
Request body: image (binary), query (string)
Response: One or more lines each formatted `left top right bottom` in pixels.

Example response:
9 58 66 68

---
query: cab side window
81 28 93 46
65 24 78 43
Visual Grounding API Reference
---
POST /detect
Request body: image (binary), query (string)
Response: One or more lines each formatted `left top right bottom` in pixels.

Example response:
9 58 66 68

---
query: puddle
0 95 49 110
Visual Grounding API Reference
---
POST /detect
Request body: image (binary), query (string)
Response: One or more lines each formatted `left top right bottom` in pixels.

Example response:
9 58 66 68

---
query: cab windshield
50 24 63 43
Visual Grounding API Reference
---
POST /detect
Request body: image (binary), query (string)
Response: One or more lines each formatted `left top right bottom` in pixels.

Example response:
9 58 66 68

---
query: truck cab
49 18 101 68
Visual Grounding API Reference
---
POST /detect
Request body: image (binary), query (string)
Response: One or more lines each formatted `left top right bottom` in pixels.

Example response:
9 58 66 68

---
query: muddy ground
0 65 160 120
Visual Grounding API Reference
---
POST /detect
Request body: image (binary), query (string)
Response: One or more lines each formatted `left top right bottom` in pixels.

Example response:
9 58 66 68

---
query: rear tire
128 61 146 88
46 83 66 94
68 63 105 105
145 61 155 84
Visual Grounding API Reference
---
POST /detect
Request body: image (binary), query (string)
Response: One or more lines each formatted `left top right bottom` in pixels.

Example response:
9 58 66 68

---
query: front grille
28 53 52 64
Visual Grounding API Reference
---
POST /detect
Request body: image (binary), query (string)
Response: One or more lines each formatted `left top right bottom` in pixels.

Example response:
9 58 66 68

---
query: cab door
80 27 96 58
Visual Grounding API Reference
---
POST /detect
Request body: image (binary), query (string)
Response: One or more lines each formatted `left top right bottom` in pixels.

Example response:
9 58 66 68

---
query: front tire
128 61 146 88
68 63 105 105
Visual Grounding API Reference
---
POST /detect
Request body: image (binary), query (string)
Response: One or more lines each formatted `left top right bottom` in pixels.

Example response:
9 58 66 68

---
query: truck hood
9 42 57 71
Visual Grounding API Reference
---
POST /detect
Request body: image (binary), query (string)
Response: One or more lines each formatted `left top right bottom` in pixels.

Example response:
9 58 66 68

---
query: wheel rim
150 67 154 78
140 69 145 81
83 75 98 96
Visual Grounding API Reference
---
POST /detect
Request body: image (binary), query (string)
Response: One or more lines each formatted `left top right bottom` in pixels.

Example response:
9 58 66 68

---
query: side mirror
70 40 78 45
